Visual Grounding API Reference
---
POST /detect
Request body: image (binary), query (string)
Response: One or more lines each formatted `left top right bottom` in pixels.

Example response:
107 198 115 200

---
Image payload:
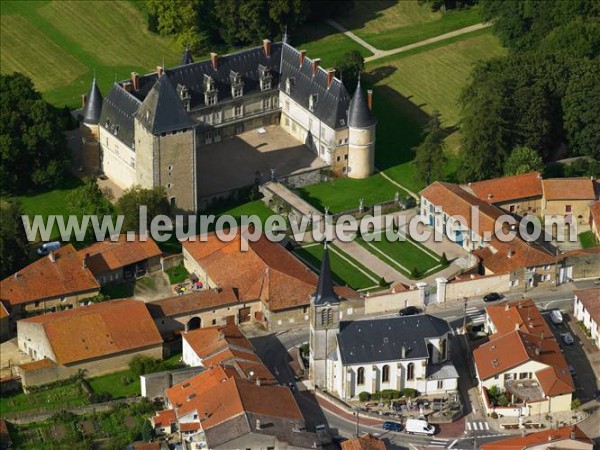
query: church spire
313 241 339 305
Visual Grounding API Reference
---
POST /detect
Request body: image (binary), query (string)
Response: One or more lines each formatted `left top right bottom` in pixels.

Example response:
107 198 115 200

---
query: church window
407 363 415 380
357 367 365 385
382 365 390 383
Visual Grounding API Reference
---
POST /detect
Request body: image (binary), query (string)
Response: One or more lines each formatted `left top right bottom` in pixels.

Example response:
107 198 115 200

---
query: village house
341 433 387 450
0 245 100 328
589 199 600 241
573 287 600 349
480 424 593 450
182 232 356 330
542 178 598 227
16 299 163 390
78 235 162 285
474 300 574 417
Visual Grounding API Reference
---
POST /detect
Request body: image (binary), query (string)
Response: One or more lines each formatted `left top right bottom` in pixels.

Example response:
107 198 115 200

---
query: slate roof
348 77 376 128
82 78 103 125
313 242 339 305
135 74 196 135
99 83 141 149
337 315 451 365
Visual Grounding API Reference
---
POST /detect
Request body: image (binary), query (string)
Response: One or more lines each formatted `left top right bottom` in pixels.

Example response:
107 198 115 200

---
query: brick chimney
327 68 335 88
299 49 306 66
156 66 164 77
367 89 373 110
256 418 261 430
401 346 406 359
131 72 139 91
312 58 321 76
49 252 56 263
210 52 219 71
122 81 132 93
263 39 271 57
81 94 87 108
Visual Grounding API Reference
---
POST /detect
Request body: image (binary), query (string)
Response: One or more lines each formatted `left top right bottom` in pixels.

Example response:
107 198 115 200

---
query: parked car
405 419 436 435
399 306 421 316
550 310 563 325
561 332 575 345
383 421 402 432
315 424 332 444
37 241 61 255
483 292 501 302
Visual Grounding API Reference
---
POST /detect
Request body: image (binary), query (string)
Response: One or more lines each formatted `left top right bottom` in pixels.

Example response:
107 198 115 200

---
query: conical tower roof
135 73 196 135
181 47 194 65
313 242 339 305
348 76 376 128
82 78 103 125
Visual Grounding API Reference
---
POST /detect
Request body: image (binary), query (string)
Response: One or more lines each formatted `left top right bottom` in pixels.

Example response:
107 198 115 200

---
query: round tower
80 78 103 174
347 76 376 179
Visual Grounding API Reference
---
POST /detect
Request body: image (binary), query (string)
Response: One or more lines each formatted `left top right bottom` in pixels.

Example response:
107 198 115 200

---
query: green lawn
100 282 135 300
297 172 404 213
1 1 180 108
357 233 442 278
294 21 373 67
338 1 482 50
166 264 189 284
293 243 381 290
579 230 599 249
0 381 88 415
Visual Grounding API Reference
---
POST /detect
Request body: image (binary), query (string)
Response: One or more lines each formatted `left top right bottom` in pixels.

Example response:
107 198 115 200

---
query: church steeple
313 241 339 305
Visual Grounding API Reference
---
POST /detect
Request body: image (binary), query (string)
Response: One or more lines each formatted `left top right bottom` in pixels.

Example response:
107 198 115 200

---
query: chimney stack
312 58 321 76
256 377 261 386
535 347 540 356
123 81 132 93
49 252 56 263
367 89 373 110
263 39 271 57
156 66 164 77
256 419 261 430
327 68 335 87
515 322 519 331
299 49 306 66
131 72 139 91
401 346 406 359
81 94 87 108
210 53 219 71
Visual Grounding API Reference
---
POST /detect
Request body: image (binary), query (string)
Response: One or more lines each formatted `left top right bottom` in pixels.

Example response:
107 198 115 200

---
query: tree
0 73 70 194
504 146 544 175
141 420 154 441
334 50 364 93
0 198 29 278
116 185 170 232
413 110 447 185
67 178 114 244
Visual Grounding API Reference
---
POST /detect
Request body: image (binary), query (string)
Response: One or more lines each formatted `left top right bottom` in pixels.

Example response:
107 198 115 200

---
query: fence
161 254 184 272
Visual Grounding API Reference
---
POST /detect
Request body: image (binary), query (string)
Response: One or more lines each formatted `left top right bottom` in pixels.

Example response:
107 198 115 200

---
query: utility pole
355 408 360 437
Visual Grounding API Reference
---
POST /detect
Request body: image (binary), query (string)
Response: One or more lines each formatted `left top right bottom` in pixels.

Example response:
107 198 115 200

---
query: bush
440 252 449 266
381 389 402 400
403 388 418 398
378 277 389 287
411 267 420 279
497 395 509 407
358 391 371 402
490 412 498 419
129 356 162 377
571 398 581 410
90 391 113 403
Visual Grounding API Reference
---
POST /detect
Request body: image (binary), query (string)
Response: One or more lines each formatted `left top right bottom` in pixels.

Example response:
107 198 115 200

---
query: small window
336 156 341 162
357 367 365 385
233 86 243 98
212 319 217 325
382 365 390 383
234 104 243 118
565 205 572 213
407 362 415 380
437 380 443 389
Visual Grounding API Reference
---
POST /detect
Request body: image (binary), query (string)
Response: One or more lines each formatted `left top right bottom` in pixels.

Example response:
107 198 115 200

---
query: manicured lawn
297 172 404 213
166 264 189 284
294 21 373 68
1 1 180 107
100 282 135 300
579 231 599 249
357 233 442 279
338 1 482 50
293 243 381 290
0 381 88 415
213 199 278 224
87 370 140 399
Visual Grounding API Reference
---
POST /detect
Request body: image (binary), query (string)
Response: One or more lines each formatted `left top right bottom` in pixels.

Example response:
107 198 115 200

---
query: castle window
382 365 390 383
205 93 217 106
357 367 365 385
262 97 271 110
407 363 415 380
167 183 173 189
233 86 243 98
336 156 341 162
309 94 318 112
259 65 272 91
214 110 222 124
234 104 243 118
344 154 348 160
437 380 443 389
230 71 244 98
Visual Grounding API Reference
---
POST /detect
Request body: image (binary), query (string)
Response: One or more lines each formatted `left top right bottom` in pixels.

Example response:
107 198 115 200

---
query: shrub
440 252 449 266
490 412 498 419
380 389 401 399
129 356 162 377
497 395 509 407
571 398 581 410
403 388 418 398
358 391 371 402
411 267 420 278
379 277 389 287
90 391 113 403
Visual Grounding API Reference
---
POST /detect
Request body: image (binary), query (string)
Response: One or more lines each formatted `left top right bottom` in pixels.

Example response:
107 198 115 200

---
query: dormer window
285 77 295 95
178 84 191 111
258 64 272 91
203 75 218 106
309 94 318 112
205 92 217 106
230 71 244 98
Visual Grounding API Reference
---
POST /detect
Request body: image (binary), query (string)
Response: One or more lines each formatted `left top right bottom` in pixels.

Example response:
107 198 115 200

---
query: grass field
0 381 88 415
578 231 599 249
357 232 442 278
337 1 482 50
1 1 179 108
293 243 381 290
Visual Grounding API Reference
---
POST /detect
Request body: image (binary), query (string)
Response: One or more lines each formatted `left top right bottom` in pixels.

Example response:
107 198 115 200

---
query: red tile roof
18 358 57 372
183 232 356 312
0 302 9 319
79 234 162 274
147 288 240 318
474 300 574 397
480 425 592 449
20 299 163 365
542 178 597 200
1 244 100 306
468 172 543 204
151 409 176 428
574 288 600 324
473 236 555 274
342 434 387 450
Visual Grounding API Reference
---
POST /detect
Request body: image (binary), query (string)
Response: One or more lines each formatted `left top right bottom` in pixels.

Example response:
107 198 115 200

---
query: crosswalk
465 307 485 325
466 421 490 432
427 438 451 447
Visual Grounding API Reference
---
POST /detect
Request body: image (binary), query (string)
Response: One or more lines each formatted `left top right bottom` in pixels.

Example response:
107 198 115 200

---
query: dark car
383 421 403 432
483 292 501 302
399 306 420 316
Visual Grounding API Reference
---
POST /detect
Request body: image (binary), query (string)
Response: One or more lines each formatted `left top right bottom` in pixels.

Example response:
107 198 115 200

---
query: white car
561 332 574 345
405 419 436 435
550 310 563 325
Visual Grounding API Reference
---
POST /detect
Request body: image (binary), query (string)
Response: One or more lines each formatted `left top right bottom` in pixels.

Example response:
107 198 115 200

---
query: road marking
448 439 458 448
484 422 490 430
466 422 471 430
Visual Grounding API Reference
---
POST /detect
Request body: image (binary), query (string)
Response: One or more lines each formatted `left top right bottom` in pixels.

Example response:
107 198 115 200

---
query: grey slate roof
337 315 451 365
279 43 351 129
98 83 140 149
426 363 459 380
313 242 339 305
348 77 376 128
82 78 103 125
135 74 196 135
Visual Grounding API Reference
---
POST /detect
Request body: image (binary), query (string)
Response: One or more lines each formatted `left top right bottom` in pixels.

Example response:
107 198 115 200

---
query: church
79 37 377 212
309 244 459 400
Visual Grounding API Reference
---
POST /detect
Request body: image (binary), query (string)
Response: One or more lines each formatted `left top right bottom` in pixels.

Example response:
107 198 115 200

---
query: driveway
0 338 32 378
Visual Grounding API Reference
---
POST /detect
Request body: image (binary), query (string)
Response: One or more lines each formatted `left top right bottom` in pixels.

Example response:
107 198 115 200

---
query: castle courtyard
197 125 328 197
